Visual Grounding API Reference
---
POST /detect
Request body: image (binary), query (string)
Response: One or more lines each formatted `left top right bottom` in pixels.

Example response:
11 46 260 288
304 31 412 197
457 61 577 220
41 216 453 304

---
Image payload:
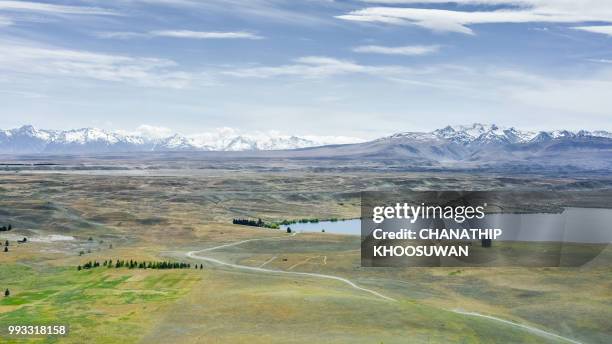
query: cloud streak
150 30 263 39
117 0 334 26
223 56 417 79
0 14 11 27
0 39 194 88
0 0 117 15
573 25 612 37
340 1 612 34
97 30 263 40
353 44 440 55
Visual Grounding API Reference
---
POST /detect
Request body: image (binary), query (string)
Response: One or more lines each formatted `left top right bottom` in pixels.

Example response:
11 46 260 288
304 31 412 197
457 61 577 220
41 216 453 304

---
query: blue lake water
281 207 612 243
281 219 361 235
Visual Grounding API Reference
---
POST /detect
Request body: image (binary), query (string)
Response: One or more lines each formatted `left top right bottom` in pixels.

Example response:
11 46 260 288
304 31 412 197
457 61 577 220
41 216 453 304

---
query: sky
1 0 612 140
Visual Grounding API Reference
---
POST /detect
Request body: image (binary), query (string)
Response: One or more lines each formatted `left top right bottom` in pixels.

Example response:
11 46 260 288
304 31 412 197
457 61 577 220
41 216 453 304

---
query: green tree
4 289 9 297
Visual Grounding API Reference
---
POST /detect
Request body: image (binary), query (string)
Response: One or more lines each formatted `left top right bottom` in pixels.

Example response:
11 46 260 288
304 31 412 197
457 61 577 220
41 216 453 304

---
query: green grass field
1 171 611 343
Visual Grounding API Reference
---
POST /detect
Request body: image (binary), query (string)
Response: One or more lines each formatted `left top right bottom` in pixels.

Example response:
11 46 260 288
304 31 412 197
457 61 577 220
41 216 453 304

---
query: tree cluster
232 218 279 229
279 218 320 225
0 224 12 232
233 218 264 227
78 259 196 271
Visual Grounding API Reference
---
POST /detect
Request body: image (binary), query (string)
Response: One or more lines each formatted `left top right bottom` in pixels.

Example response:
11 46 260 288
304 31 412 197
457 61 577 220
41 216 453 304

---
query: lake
281 219 360 235
281 207 612 243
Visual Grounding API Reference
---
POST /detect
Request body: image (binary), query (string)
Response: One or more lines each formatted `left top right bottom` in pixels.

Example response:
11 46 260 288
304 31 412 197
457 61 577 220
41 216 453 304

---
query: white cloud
186 127 364 148
134 125 174 139
0 0 116 27
0 15 12 26
95 32 149 39
301 135 365 145
150 30 263 39
573 25 612 37
496 68 612 116
223 56 415 79
97 30 263 40
588 58 612 64
0 39 194 88
340 1 612 34
353 44 440 55
0 0 117 15
123 0 333 26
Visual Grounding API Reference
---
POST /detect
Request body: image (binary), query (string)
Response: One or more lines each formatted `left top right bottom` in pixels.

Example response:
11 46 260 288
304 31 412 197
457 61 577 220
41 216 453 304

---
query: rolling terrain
0 164 611 343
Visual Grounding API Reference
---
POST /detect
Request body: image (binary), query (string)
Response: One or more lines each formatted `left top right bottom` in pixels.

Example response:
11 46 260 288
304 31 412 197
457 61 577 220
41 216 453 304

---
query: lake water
281 219 360 235
281 207 612 243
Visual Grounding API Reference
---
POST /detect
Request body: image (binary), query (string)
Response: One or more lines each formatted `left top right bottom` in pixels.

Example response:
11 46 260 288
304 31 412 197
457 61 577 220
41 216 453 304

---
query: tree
8 224 11 230
4 240 8 246
286 227 292 234
3 246 7 253
4 289 9 297
77 265 82 271
199 264 203 270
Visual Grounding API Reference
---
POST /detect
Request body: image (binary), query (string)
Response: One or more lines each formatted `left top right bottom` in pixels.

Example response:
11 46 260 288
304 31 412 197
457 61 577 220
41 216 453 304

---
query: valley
1 161 610 343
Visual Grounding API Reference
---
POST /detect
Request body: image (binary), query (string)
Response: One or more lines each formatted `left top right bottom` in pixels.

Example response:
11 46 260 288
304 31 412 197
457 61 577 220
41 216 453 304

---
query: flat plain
0 156 611 343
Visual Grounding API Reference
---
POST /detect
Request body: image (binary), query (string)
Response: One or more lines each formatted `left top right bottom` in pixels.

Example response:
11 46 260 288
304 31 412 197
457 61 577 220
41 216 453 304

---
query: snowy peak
0 125 338 153
1 124 610 154
432 123 533 144
58 128 119 145
423 123 610 145
156 134 198 151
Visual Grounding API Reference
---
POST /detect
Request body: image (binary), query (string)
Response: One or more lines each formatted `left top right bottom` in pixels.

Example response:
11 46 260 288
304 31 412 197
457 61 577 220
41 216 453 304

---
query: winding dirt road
185 236 584 344
185 236 396 301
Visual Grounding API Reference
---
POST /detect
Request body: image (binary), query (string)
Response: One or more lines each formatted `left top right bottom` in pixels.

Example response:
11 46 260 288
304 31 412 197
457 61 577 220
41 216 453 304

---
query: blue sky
1 0 612 139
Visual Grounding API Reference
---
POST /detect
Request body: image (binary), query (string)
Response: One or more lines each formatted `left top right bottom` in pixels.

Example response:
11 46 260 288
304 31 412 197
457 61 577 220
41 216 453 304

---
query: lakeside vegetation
232 218 280 229
78 259 201 271
232 217 358 230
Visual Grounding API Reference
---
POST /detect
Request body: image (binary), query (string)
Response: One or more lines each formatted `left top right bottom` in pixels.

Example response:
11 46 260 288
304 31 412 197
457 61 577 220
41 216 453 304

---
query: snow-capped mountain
0 125 342 153
389 123 611 146
0 124 610 161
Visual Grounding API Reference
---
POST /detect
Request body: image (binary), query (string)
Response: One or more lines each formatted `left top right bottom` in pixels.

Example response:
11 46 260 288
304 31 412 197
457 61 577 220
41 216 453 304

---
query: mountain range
2 123 610 152
278 123 612 171
0 125 329 153
1 124 611 170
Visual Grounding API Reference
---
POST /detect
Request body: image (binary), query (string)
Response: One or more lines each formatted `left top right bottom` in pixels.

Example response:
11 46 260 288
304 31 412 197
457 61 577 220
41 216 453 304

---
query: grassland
0 165 611 343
